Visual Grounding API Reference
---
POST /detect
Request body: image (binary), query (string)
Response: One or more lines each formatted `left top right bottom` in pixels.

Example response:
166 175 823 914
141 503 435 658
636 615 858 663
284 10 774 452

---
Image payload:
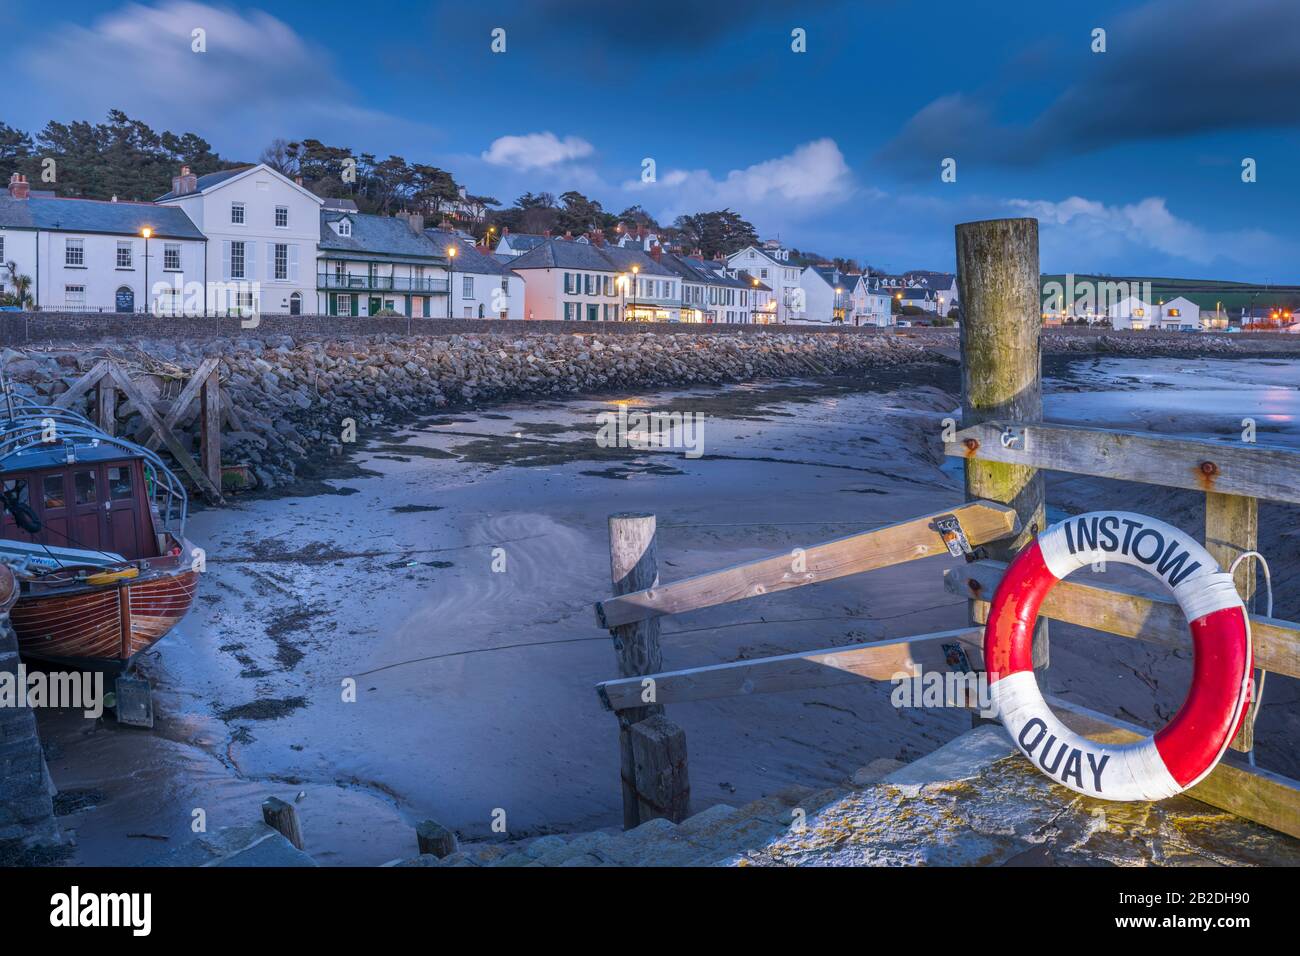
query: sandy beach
36 353 1298 865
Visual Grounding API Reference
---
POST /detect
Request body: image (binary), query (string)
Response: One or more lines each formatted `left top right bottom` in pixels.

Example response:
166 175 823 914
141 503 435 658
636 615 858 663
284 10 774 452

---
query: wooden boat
0 395 198 670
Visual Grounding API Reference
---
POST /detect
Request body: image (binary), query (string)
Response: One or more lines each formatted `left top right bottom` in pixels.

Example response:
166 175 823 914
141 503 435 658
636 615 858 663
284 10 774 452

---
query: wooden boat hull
10 566 198 669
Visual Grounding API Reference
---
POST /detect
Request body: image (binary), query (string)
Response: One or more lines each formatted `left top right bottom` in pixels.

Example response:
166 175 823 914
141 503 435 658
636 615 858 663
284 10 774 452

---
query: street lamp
446 244 457 318
140 226 152 314
630 264 640 322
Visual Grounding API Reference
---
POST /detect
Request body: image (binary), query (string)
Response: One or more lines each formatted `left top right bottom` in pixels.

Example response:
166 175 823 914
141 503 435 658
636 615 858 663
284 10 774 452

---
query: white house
849 275 893 327
662 253 755 323
800 266 861 324
1107 295 1154 330
156 163 321 316
428 229 524 319
494 228 549 258
0 172 206 313
506 237 678 322
316 210 450 317
1156 296 1201 330
726 244 805 323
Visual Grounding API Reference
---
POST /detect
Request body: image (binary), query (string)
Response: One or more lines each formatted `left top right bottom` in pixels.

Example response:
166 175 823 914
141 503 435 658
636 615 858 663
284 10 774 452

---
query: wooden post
94 380 116 436
607 513 688 827
630 715 690 823
415 820 458 858
955 218 1049 688
1205 492 1259 751
261 796 304 850
200 367 221 491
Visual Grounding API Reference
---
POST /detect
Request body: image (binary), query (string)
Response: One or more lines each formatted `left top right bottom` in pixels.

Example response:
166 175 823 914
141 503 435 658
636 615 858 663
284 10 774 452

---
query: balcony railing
318 274 449 293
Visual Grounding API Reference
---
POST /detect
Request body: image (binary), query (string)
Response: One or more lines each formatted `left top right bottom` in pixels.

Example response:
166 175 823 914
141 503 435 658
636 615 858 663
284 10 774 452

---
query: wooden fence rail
589 215 1300 847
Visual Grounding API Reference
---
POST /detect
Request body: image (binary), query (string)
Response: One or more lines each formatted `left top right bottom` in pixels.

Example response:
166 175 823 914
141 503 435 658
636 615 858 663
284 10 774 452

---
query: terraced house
156 163 321 316
506 237 679 322
0 173 206 314
317 208 450 317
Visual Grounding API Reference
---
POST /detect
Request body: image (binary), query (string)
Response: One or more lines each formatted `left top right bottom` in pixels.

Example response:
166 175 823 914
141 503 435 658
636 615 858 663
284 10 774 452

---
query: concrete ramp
727 726 1300 867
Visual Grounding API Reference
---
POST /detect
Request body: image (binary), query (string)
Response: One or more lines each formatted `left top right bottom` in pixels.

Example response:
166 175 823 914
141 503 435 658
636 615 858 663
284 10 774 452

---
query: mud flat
30 352 1300 865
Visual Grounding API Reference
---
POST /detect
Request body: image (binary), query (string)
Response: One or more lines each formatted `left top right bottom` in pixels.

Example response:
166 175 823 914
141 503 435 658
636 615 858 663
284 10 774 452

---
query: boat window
2 479 28 506
108 466 133 500
42 474 66 510
74 470 98 505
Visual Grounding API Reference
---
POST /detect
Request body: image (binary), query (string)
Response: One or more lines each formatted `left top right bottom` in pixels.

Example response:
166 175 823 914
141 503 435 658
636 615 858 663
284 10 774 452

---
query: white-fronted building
1107 295 1154 330
156 163 321 316
726 244 805 323
0 173 207 314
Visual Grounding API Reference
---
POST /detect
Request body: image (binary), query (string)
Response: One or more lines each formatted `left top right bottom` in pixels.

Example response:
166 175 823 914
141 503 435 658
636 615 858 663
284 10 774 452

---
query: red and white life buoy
986 511 1252 801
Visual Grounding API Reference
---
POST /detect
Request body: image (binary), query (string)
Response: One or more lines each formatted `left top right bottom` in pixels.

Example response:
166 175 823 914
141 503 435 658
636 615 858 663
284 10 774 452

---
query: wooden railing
590 216 1300 844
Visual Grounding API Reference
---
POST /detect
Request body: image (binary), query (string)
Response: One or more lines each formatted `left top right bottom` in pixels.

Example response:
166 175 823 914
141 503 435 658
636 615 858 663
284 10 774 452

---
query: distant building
1156 295 1201 330
495 228 550 258
505 237 679 322
849 275 893 327
1107 295 1154 330
726 244 804 323
427 229 524 319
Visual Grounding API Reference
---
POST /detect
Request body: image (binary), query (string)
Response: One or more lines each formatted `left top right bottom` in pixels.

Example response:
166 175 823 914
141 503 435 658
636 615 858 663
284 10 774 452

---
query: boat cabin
1 448 160 560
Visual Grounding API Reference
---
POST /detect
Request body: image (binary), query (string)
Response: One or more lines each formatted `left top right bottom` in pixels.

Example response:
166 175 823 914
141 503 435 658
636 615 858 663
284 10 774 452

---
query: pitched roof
154 166 250 202
425 229 519 278
505 238 674 276
318 211 445 262
0 195 204 240
498 233 548 253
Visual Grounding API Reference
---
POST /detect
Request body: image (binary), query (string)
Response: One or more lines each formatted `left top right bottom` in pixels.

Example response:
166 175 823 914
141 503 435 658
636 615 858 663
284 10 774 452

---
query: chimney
501 226 510 236
295 175 304 186
7 173 29 200
171 165 198 196
589 229 605 247
406 212 425 235
650 243 663 263
543 229 551 238
563 230 573 240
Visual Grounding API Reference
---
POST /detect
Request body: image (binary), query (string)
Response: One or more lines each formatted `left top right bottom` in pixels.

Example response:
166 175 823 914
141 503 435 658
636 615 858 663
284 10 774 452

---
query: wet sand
37 355 1299 865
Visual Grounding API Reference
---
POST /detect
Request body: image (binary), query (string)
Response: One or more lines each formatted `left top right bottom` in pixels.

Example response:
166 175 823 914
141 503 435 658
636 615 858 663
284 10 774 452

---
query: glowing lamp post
446 244 457 319
141 226 153 314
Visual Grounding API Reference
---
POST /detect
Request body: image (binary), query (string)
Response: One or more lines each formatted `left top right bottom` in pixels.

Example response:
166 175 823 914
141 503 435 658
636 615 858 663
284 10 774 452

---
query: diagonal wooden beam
944 559 1300 680
51 360 109 409
105 362 224 504
596 626 984 713
944 420 1300 505
141 356 221 453
594 501 1020 629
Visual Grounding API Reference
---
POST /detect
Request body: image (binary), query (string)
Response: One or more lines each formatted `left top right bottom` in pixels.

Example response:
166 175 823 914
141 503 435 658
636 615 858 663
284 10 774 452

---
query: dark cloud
878 0 1300 171
438 0 846 56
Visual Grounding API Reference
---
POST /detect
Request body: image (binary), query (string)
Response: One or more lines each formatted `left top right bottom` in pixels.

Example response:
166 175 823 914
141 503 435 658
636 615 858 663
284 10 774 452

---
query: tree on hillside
554 190 617 236
4 111 231 200
0 123 34 170
672 209 758 258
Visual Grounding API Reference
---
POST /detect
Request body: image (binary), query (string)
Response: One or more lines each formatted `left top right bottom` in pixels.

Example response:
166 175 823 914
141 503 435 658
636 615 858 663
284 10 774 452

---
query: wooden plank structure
590 214 1300 847
52 358 225 504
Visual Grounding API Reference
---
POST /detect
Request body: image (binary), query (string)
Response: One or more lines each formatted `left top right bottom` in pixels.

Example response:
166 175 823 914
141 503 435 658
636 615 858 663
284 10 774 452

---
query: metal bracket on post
999 425 1028 451
934 514 973 558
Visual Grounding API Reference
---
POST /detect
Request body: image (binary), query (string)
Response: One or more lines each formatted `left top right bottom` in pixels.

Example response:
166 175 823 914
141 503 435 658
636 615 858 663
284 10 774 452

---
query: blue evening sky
4 0 1297 279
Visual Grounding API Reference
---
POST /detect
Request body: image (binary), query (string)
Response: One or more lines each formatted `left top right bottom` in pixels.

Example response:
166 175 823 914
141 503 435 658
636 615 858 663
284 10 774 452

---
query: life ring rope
986 511 1253 802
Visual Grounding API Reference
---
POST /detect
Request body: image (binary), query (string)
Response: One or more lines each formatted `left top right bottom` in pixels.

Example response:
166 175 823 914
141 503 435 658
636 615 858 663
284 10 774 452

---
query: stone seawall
2 330 940 493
